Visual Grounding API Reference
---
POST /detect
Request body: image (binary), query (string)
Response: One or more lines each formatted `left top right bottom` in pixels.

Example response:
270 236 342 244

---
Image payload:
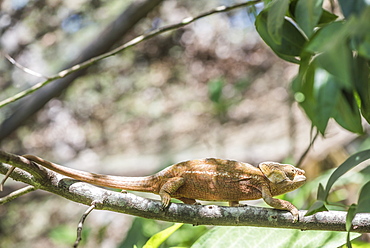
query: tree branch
74 201 98 248
0 185 35 204
0 150 369 232
0 0 264 143
0 0 261 109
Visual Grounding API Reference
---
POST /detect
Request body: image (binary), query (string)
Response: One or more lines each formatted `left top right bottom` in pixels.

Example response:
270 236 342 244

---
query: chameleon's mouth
295 174 306 182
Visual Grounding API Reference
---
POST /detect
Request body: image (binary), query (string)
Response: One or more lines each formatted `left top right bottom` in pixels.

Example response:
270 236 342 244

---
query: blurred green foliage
49 224 90 246
192 226 359 248
120 218 207 248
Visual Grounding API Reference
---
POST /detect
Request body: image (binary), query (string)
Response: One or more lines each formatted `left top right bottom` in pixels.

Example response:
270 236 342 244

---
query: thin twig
0 166 15 191
4 54 49 79
0 185 36 204
296 128 319 167
0 0 261 108
74 201 98 248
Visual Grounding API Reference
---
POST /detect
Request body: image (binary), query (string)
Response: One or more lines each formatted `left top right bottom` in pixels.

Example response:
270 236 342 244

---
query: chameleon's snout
295 168 306 182
295 173 306 182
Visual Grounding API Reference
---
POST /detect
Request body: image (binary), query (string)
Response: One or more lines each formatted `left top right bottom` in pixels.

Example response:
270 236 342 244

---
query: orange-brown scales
22 155 306 221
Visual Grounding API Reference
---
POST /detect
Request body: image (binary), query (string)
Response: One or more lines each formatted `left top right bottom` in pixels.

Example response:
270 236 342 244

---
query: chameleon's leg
159 177 185 208
261 186 299 223
176 197 199 205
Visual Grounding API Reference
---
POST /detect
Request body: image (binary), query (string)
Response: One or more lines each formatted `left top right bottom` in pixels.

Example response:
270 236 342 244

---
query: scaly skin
8 156 306 222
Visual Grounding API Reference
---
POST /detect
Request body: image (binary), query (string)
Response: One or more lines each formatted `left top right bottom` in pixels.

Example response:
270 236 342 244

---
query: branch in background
0 0 261 109
0 185 35 204
4 54 49 79
0 0 164 140
1 149 369 232
0 0 262 141
296 128 319 167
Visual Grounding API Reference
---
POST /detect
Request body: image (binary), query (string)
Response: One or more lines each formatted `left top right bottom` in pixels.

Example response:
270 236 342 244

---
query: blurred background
0 0 368 247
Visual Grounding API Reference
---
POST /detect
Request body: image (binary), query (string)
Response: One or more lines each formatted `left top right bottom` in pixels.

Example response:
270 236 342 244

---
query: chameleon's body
18 155 306 221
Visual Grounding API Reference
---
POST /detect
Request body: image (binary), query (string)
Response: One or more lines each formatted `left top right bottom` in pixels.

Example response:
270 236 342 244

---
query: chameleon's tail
23 155 159 193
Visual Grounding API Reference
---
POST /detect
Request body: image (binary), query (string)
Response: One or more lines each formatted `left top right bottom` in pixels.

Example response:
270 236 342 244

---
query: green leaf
317 9 338 25
295 0 323 37
305 21 354 88
293 60 343 134
350 7 370 59
346 233 353 248
288 0 337 25
208 79 224 103
305 200 328 216
358 34 370 59
291 53 312 96
346 204 358 232
143 223 183 248
345 181 370 247
315 45 353 89
275 53 300 64
338 0 370 18
191 226 360 248
292 60 317 126
323 149 370 200
333 91 363 134
356 181 370 213
267 0 290 44
353 55 370 124
255 8 306 60
316 183 326 201
263 0 274 5
307 21 352 88
306 22 346 53
293 56 362 134
346 204 357 248
313 68 341 134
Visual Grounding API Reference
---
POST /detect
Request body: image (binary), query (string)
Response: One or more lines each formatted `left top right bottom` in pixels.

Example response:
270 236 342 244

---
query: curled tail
23 155 159 193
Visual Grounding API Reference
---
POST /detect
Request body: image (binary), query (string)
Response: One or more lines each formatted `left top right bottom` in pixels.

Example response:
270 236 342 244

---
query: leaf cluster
256 0 370 135
255 3 370 243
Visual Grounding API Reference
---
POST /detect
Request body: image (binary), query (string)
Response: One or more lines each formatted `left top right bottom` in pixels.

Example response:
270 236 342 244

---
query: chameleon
4 155 306 222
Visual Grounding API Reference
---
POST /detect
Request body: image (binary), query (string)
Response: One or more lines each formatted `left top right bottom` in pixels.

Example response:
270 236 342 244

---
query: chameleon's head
259 162 306 192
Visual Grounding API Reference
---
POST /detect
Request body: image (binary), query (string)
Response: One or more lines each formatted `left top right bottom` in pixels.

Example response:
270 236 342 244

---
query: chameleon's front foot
290 208 299 223
160 192 172 210
262 188 301 223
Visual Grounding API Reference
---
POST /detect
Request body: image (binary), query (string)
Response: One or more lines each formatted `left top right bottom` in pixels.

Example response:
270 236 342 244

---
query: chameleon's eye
285 169 296 180
287 174 295 180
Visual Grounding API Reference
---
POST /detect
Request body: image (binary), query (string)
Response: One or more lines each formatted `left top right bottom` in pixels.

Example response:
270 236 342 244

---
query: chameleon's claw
290 209 299 223
160 193 172 210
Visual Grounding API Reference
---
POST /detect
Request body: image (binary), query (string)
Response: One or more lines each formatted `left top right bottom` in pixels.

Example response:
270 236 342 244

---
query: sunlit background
0 0 367 247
